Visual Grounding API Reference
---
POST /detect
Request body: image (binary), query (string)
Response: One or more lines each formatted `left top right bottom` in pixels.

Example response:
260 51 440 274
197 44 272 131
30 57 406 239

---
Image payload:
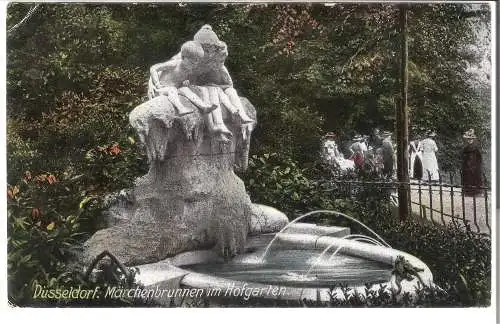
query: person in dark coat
461 129 483 196
409 139 423 180
372 128 383 148
381 131 394 179
413 152 423 180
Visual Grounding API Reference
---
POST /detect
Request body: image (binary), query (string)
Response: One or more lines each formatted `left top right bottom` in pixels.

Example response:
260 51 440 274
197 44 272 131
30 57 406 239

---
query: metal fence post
439 172 444 225
460 169 467 229
427 171 434 224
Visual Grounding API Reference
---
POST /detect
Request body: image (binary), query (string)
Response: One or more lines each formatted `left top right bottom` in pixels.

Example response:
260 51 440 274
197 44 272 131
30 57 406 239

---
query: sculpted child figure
148 40 217 116
148 25 255 143
193 41 243 143
193 26 255 140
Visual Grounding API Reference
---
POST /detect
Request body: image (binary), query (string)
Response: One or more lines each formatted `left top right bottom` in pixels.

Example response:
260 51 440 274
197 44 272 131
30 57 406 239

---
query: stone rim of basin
134 231 434 304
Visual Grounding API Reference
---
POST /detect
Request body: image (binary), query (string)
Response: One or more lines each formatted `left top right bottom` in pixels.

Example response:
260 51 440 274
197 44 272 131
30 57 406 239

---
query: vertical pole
418 178 423 218
397 4 410 221
484 172 490 234
428 172 434 224
472 191 479 232
450 172 455 219
461 169 467 228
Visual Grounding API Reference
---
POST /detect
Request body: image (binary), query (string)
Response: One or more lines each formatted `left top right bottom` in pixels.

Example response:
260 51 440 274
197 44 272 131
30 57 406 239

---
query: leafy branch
7 4 40 37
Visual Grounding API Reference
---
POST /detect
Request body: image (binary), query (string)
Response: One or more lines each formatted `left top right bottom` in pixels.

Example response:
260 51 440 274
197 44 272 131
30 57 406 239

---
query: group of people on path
321 129 397 179
409 129 484 196
322 128 485 196
322 129 441 181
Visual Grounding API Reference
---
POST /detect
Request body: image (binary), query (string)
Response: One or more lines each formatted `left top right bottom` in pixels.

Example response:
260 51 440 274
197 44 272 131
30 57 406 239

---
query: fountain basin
134 231 433 306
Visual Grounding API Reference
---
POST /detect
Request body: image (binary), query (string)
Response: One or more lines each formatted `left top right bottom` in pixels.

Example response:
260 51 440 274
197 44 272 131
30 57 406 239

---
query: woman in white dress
418 131 439 181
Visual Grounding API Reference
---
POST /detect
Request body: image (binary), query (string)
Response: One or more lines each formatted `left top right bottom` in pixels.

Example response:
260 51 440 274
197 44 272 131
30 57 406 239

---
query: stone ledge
132 231 433 306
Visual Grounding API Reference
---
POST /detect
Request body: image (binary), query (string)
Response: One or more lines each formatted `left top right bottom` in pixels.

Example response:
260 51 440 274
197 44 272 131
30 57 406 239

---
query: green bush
7 73 148 304
241 152 337 216
7 173 86 305
6 141 149 306
6 122 42 183
7 135 148 305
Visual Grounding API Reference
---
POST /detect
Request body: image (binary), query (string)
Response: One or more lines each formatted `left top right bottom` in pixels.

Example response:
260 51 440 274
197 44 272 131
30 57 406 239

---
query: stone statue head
194 24 220 45
193 25 228 66
180 40 205 69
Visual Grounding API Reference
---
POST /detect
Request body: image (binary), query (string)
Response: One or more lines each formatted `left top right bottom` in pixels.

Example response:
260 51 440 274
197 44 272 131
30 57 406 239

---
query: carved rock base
80 94 291 266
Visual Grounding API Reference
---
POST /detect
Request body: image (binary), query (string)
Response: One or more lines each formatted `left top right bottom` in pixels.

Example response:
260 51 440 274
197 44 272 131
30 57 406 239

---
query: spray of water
314 233 384 248
304 234 384 276
260 209 390 262
343 234 385 247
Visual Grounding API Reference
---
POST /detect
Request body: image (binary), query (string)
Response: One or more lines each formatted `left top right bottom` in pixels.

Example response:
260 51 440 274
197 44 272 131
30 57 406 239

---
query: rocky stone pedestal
81 94 288 266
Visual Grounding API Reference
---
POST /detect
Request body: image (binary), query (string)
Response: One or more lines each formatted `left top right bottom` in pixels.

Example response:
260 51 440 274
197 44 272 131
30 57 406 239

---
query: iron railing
325 171 491 235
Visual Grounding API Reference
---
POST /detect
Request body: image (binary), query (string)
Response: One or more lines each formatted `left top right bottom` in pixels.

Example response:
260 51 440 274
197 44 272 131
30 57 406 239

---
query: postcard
4 1 496 320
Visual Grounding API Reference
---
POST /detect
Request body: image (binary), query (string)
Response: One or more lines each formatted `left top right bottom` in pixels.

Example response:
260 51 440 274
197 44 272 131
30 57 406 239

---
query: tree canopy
7 3 491 175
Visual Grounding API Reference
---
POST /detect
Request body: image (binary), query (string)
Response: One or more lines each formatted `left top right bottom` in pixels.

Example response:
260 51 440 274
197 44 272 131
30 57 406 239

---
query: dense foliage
7 3 491 166
7 3 491 307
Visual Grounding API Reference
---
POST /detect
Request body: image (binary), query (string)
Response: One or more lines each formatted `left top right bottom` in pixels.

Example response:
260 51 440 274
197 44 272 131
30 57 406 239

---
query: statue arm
150 60 178 88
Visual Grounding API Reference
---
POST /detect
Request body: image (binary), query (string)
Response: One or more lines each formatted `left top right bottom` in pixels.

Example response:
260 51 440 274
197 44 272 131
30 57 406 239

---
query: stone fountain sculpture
78 27 435 305
81 25 288 266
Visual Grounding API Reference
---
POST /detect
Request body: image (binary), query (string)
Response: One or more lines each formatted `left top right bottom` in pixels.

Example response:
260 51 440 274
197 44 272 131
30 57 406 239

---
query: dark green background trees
7 3 491 172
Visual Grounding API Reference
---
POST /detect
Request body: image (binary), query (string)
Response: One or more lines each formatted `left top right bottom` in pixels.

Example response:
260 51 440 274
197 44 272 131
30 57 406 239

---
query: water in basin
180 249 393 288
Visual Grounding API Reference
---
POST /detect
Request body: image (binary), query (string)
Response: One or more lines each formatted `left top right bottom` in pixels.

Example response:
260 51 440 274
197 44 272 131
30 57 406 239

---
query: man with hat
371 128 384 149
381 131 394 179
461 129 483 196
419 130 439 182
